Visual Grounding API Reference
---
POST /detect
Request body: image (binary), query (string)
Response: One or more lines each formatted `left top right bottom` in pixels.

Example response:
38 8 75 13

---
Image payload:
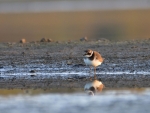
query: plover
83 49 104 79
84 79 104 96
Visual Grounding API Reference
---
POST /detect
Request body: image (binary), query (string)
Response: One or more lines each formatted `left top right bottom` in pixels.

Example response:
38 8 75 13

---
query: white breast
84 58 92 65
84 58 102 67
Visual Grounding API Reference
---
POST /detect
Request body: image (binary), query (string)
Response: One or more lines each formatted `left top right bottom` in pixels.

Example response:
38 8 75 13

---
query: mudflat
0 39 150 90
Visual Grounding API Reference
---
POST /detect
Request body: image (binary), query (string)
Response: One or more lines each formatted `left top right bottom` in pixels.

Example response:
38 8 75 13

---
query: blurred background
0 0 150 42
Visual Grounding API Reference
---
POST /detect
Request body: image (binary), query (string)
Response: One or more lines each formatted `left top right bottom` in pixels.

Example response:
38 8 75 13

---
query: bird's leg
94 75 97 80
94 67 96 74
89 66 92 73
89 66 93 80
94 67 97 80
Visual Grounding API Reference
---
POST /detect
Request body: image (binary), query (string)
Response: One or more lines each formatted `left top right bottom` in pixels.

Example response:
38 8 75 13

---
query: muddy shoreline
0 74 150 89
0 40 150 89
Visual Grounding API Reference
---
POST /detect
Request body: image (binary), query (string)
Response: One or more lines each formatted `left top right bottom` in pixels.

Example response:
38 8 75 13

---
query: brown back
94 51 104 63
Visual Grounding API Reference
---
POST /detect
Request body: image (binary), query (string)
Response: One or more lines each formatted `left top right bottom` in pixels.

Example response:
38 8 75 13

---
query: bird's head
84 49 93 57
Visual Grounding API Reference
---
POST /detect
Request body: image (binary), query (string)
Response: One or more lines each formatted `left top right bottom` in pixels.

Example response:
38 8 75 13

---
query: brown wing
94 51 104 62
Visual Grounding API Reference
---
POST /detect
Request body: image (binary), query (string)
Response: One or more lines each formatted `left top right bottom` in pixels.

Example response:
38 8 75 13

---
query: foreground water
0 67 150 113
0 89 150 113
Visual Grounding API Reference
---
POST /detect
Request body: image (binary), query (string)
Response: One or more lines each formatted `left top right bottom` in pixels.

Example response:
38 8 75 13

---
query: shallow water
0 89 150 113
0 63 150 113
1 64 150 79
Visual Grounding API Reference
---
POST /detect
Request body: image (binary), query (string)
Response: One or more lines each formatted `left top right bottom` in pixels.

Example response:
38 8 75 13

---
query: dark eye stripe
87 53 91 55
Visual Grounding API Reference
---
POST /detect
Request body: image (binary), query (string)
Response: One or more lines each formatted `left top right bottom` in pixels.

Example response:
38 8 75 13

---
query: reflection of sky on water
0 60 150 80
0 89 150 113
0 0 150 13
1 64 150 79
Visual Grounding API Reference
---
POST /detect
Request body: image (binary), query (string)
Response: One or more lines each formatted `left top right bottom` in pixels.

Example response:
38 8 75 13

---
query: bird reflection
84 79 104 96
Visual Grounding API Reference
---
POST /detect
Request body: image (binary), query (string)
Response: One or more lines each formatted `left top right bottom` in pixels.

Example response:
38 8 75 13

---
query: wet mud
0 40 150 89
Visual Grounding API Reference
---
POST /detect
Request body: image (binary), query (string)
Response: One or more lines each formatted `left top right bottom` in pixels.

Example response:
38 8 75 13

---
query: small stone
80 36 88 41
30 70 36 73
67 60 72 65
47 38 52 42
21 52 25 56
97 38 110 43
56 41 60 43
20 39 26 43
40 38 47 42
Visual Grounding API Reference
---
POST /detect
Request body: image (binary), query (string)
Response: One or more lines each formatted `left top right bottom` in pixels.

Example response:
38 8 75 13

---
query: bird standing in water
83 49 104 79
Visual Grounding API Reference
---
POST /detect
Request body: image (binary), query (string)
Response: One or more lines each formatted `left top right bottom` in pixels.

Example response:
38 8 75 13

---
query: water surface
0 88 150 113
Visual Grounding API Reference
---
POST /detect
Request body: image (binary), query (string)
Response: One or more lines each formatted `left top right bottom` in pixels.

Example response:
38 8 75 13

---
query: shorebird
84 79 104 96
83 49 104 79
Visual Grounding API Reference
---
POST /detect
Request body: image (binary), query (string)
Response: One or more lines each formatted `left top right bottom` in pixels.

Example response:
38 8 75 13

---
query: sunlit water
1 64 150 79
1 64 150 113
0 89 150 113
